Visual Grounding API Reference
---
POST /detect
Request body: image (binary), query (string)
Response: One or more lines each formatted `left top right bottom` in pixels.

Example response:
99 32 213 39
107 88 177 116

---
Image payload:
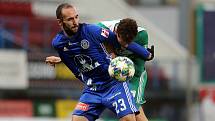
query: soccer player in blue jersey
47 3 152 121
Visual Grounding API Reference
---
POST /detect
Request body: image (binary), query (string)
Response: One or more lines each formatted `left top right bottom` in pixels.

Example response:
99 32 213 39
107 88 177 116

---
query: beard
62 22 78 36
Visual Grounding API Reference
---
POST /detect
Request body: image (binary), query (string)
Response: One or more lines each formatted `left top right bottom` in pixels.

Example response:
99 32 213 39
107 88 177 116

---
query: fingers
46 56 55 62
45 61 56 67
151 45 154 49
45 56 58 67
48 63 55 67
145 45 154 61
45 56 61 67
46 56 61 63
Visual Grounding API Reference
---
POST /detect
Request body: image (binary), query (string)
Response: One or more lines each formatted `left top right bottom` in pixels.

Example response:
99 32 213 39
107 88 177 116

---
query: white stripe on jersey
123 82 138 113
137 70 146 103
100 43 111 60
138 26 146 32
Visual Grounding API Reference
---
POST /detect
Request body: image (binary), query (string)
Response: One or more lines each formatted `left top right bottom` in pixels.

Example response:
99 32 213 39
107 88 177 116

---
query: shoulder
97 22 109 29
98 20 120 31
83 23 105 38
138 26 146 32
134 28 148 46
137 29 148 38
137 26 148 38
134 30 148 47
84 23 116 40
84 23 102 32
52 31 66 48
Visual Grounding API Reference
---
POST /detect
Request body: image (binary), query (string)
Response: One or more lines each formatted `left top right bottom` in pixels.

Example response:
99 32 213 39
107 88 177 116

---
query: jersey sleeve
86 24 120 48
97 22 118 55
127 42 150 59
52 31 65 50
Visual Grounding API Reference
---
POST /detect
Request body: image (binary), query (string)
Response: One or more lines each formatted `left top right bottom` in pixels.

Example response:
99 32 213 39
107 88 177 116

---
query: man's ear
57 19 62 26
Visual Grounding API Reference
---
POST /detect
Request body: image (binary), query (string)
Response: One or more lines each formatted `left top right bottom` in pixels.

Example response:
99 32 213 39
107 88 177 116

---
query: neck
63 29 76 37
62 24 79 37
63 30 72 37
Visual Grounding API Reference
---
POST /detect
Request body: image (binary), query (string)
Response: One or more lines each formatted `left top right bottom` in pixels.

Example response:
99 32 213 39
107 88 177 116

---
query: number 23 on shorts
112 98 127 114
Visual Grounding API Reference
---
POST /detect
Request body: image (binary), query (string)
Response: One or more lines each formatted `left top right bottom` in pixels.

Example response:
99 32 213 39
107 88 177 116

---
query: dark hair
116 18 138 43
56 3 74 19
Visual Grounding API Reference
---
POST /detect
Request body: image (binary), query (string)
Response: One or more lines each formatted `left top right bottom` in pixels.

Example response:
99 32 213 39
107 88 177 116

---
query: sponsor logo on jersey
101 28 109 38
81 39 89 49
74 54 101 72
107 92 121 101
75 102 89 111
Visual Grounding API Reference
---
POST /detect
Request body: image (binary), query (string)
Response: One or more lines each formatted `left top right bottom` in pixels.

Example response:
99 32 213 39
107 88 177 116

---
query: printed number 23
112 98 127 114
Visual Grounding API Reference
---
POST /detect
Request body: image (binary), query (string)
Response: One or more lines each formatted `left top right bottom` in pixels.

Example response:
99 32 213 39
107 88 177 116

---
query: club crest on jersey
101 28 109 38
75 102 89 111
81 39 89 49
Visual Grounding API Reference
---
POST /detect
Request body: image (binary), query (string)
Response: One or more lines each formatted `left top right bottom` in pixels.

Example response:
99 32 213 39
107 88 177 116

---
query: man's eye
66 17 74 21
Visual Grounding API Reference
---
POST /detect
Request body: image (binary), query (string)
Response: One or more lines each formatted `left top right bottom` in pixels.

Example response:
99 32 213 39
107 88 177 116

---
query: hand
145 45 154 61
110 52 116 59
45 56 61 67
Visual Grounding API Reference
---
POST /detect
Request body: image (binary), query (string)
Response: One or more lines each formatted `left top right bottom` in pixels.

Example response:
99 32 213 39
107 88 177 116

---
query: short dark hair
116 18 138 43
56 3 74 19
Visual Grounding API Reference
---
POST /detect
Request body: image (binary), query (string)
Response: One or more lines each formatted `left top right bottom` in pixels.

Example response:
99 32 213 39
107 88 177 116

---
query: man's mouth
72 25 78 29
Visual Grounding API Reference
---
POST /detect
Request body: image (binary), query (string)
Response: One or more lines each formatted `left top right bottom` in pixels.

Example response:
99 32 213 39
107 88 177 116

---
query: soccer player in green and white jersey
97 19 154 121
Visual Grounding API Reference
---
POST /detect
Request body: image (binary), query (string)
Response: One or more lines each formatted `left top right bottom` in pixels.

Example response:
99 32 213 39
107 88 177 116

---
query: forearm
126 42 150 59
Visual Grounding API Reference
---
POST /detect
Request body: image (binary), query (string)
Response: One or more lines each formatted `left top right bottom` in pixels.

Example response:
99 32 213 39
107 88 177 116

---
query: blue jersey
52 23 140 120
52 23 119 91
